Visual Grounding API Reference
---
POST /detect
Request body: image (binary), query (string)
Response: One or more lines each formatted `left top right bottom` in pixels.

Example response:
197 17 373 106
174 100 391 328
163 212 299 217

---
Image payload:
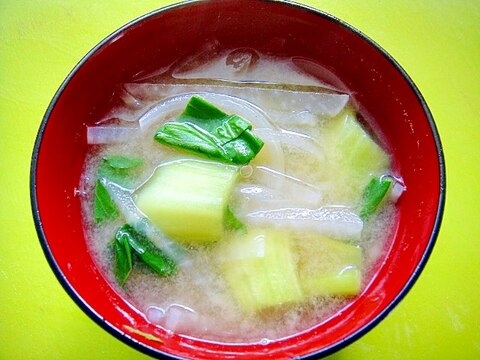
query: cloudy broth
80 48 400 344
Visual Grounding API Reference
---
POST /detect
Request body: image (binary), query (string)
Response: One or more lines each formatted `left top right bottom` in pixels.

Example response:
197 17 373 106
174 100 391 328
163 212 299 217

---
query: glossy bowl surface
31 0 445 359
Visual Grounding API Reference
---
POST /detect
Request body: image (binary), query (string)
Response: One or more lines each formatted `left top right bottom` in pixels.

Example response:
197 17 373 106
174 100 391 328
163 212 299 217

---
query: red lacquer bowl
31 1 445 359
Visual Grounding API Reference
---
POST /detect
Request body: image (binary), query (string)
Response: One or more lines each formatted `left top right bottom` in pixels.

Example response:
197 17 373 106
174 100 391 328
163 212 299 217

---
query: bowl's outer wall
33 1 443 359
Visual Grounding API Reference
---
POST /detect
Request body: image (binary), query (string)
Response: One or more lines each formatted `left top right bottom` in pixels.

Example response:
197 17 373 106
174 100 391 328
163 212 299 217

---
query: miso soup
80 48 404 344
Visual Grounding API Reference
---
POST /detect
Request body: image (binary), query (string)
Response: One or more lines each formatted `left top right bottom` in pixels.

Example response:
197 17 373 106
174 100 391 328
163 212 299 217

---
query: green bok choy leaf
154 96 264 165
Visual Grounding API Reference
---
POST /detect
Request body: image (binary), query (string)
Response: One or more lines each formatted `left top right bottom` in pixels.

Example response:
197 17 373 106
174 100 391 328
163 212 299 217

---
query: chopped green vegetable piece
295 234 362 297
359 177 392 220
216 228 303 312
113 228 133 286
155 122 226 159
104 155 144 170
94 179 119 223
321 108 390 204
154 96 264 165
93 155 143 223
135 159 239 245
98 155 144 187
224 206 246 232
115 224 177 277
178 95 230 129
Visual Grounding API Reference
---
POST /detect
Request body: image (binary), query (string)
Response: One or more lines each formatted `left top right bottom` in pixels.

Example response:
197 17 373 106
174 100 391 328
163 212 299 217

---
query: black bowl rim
30 0 446 359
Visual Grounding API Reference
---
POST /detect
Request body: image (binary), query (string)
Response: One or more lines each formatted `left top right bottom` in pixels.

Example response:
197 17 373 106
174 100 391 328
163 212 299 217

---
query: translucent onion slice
105 109 146 123
100 178 186 263
268 110 318 128
146 304 233 338
137 91 277 130
156 304 207 334
234 185 298 213
390 182 406 202
380 174 406 203
117 84 146 110
96 85 152 124
125 83 349 117
291 57 350 93
234 183 321 212
242 206 364 241
254 128 324 162
86 126 139 144
249 166 323 205
172 50 333 90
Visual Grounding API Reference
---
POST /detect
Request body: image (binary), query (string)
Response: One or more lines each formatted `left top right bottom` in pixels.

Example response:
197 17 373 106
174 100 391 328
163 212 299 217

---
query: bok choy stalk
93 156 143 223
216 228 303 312
321 108 390 204
100 177 187 264
296 234 362 297
134 159 241 245
154 96 264 165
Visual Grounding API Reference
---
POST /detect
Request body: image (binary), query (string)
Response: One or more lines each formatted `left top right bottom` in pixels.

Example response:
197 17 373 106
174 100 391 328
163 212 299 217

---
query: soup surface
80 48 402 344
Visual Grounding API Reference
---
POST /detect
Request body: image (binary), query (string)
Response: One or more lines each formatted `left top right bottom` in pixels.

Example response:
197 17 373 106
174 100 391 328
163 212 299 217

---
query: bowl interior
32 1 444 359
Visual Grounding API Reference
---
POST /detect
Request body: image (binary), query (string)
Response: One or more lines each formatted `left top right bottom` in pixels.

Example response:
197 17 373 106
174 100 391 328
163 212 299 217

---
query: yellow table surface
1 1 478 359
